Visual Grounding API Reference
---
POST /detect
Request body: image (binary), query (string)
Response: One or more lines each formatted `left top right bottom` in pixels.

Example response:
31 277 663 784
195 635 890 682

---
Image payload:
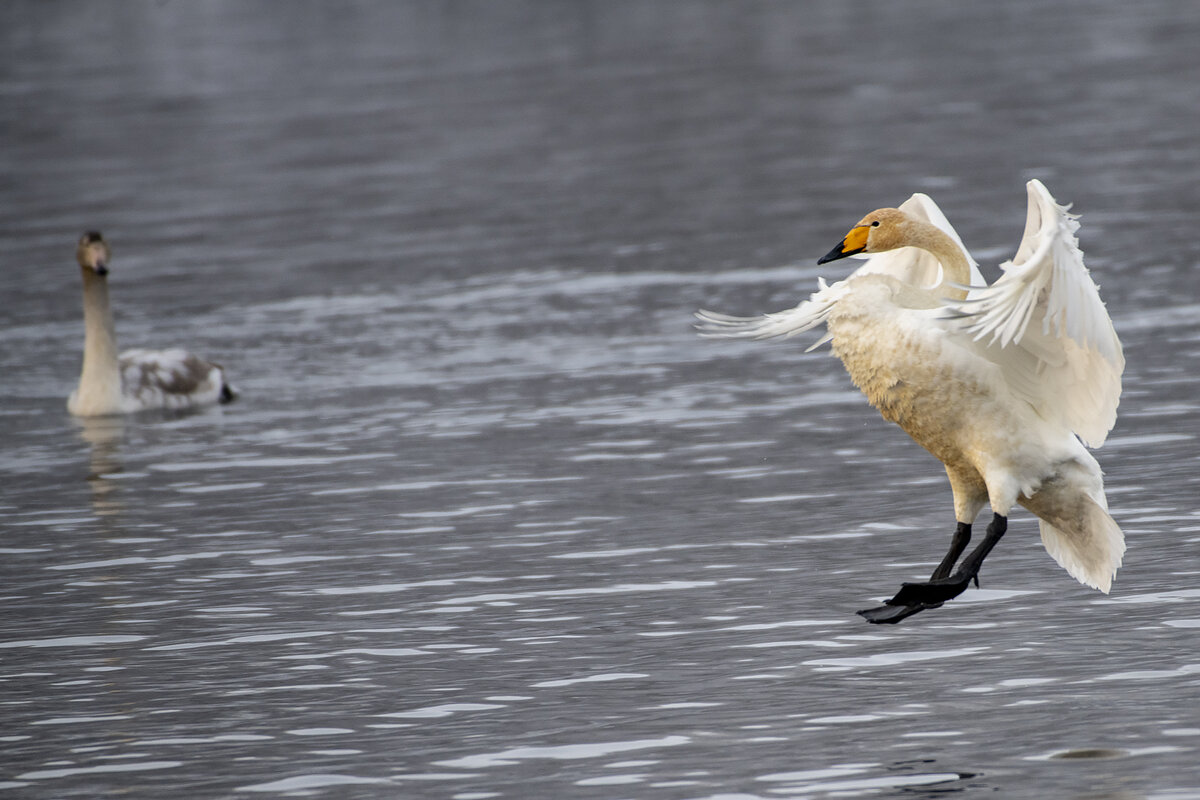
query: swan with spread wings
697 180 1124 623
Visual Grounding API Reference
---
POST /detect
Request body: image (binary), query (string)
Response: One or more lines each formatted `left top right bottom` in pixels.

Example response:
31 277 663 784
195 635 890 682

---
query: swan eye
871 221 880 227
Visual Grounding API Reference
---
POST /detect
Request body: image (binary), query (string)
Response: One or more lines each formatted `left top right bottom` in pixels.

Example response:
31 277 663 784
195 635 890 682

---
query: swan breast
825 275 1042 472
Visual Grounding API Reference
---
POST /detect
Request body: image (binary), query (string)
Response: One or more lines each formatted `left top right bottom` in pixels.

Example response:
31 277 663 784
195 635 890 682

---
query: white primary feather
695 276 849 351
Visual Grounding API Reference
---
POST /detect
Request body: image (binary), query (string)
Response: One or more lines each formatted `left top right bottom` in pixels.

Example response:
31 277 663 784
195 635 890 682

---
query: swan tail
1036 496 1125 594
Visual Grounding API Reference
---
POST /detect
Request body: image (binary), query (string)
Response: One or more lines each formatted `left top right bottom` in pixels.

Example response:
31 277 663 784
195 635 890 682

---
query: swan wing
695 276 849 351
943 180 1124 446
120 348 225 409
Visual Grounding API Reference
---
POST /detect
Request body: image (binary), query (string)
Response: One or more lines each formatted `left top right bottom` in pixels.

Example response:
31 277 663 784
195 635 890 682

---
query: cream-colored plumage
697 180 1124 614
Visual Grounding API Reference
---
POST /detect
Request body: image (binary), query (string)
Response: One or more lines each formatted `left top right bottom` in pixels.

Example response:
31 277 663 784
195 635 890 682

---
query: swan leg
930 521 972 580
858 515 1007 624
888 513 1007 603
950 512 1007 583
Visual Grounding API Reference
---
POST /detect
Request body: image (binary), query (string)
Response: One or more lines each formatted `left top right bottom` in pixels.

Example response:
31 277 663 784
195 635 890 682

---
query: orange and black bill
818 225 870 264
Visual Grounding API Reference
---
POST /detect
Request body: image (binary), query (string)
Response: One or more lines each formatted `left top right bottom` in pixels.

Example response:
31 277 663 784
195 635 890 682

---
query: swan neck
79 271 121 392
912 222 972 301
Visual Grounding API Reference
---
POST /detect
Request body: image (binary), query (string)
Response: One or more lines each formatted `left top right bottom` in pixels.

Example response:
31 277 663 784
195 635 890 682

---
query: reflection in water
76 415 125 517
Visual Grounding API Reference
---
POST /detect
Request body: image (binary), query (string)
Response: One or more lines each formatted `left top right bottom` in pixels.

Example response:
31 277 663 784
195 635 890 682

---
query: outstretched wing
695 276 849 351
943 179 1124 446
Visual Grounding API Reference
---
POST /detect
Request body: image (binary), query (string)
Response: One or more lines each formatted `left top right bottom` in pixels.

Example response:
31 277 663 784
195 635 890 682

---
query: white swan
68 231 236 416
697 180 1124 623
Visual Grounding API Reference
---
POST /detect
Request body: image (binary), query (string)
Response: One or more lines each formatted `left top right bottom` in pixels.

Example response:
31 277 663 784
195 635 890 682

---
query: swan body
697 180 1124 620
68 232 236 416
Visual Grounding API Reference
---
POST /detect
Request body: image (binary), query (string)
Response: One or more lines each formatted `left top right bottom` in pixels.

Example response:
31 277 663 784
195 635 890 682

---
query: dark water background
2 2 1200 798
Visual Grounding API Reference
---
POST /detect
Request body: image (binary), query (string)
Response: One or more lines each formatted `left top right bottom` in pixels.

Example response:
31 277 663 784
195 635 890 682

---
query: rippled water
3 2 1200 798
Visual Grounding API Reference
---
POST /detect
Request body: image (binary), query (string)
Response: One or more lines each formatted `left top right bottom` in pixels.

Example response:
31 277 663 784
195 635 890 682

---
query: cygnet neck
79 269 121 391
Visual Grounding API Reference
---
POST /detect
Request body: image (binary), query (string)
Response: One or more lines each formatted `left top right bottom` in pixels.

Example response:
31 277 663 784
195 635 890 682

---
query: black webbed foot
857 601 942 624
887 573 974 606
857 571 977 624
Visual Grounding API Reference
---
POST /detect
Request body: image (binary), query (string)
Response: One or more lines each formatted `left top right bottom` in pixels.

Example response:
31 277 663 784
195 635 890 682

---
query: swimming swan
68 231 236 416
696 180 1124 623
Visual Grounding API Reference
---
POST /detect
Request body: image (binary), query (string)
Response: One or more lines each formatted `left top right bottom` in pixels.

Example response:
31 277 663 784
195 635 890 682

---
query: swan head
77 231 111 277
817 208 914 264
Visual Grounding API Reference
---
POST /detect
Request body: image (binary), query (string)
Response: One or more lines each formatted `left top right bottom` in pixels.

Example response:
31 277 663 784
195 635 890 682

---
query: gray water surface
3 2 1200 798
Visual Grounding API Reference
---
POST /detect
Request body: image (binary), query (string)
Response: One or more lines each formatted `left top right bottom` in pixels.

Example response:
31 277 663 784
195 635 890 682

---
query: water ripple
436 736 691 770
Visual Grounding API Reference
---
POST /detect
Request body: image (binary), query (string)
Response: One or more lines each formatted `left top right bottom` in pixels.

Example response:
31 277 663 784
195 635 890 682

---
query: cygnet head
817 208 913 264
77 231 111 276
